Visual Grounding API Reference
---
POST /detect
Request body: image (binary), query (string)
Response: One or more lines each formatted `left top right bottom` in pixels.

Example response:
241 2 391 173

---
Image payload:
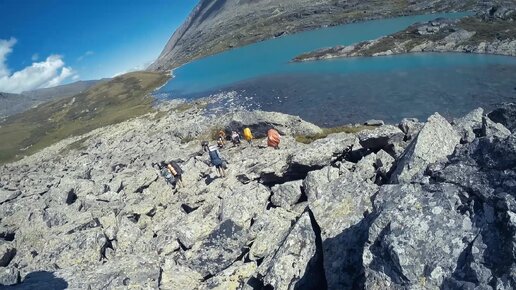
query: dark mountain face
148 0 489 72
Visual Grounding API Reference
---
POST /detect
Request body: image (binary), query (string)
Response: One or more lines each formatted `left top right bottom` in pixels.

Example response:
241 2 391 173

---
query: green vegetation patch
295 125 377 144
0 71 169 164
458 16 516 44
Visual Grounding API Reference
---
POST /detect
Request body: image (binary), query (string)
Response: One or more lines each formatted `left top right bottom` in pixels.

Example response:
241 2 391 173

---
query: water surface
156 13 516 125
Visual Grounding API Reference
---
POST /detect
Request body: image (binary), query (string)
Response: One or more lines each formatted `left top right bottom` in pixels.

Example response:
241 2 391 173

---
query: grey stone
391 113 460 183
199 261 257 289
482 115 511 139
364 119 384 126
303 166 340 202
291 133 357 168
55 255 161 289
0 242 17 267
260 212 317 290
354 153 377 181
160 260 202 290
487 103 516 132
308 173 378 289
399 118 423 141
271 180 303 209
249 208 298 260
220 183 270 228
453 107 484 143
375 149 395 176
183 219 249 277
363 183 476 289
0 265 19 286
357 125 405 152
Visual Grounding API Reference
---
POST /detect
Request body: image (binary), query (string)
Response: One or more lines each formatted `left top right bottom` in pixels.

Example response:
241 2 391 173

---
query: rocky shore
293 7 516 62
1 98 516 289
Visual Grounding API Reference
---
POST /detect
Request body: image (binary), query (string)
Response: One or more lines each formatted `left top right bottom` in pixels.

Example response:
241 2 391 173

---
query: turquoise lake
156 13 516 126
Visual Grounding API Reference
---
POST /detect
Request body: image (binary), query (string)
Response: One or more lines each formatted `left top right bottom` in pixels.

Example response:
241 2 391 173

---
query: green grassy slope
0 71 169 164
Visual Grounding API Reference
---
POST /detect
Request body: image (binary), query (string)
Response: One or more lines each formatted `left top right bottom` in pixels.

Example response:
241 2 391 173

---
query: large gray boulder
290 133 357 168
452 107 483 143
309 173 378 289
182 219 249 278
482 115 511 139
391 113 460 183
398 118 423 141
271 180 303 209
220 183 270 227
426 134 516 289
303 166 339 202
259 212 317 290
487 103 516 132
357 125 405 152
248 208 298 260
363 183 476 289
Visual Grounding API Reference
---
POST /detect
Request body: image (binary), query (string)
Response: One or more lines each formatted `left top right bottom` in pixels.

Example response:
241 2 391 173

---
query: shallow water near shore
156 12 516 126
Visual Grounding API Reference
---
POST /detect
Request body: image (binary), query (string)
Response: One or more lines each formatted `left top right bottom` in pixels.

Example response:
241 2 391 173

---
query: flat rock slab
183 219 249 278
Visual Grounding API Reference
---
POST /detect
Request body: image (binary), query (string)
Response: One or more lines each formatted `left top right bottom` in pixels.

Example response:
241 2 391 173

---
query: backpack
161 168 172 179
169 161 183 175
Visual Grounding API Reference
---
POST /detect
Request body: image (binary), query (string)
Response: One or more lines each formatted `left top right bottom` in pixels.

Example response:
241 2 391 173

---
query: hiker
267 128 281 149
217 130 226 148
243 127 253 144
231 130 241 146
159 161 176 188
208 145 226 177
168 160 184 188
160 161 184 188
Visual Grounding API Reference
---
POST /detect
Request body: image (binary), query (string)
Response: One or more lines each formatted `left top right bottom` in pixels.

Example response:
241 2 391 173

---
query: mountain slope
0 72 168 163
149 0 485 71
0 79 109 118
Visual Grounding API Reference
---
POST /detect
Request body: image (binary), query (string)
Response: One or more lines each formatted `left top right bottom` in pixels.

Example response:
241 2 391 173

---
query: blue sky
0 0 197 93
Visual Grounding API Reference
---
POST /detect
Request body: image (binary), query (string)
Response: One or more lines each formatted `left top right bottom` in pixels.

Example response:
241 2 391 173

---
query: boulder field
1 101 515 289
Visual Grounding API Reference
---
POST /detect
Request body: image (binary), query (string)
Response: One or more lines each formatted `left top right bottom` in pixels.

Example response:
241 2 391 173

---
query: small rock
398 118 424 141
364 119 384 126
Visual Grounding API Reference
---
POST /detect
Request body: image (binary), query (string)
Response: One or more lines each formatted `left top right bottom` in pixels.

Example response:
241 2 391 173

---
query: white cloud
111 60 152 78
77 50 94 61
0 38 77 93
31 53 39 61
0 38 16 77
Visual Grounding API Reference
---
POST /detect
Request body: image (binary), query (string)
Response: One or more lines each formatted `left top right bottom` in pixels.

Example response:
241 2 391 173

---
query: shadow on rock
7 271 68 290
297 211 378 290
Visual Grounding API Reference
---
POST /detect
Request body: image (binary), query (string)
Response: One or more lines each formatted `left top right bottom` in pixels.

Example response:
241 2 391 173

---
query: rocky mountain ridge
1 97 515 289
293 6 516 62
148 0 489 71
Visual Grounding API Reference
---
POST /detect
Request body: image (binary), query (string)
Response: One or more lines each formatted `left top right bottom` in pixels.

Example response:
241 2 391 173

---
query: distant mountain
148 0 494 71
0 79 109 118
22 79 109 101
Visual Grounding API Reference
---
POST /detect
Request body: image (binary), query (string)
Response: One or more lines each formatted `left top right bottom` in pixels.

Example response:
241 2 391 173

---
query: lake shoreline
293 7 516 62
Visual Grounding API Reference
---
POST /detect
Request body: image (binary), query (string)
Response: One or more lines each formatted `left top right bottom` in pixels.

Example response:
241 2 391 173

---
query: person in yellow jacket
243 127 253 144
